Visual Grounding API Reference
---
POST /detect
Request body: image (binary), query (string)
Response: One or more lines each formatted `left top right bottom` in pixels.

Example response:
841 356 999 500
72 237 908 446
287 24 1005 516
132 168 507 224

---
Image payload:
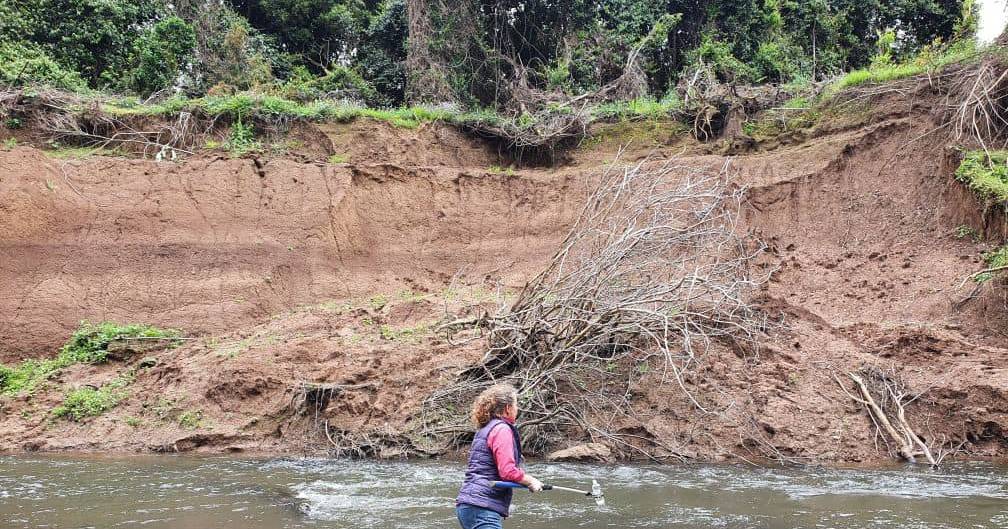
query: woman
456 383 544 529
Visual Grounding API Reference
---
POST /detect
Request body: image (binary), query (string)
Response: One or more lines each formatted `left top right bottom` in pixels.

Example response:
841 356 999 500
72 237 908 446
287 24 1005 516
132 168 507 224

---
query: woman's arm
487 424 543 492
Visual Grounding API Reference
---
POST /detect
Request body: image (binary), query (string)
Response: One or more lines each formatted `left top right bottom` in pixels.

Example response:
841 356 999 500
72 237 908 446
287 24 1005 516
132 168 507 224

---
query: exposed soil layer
1 95 1007 465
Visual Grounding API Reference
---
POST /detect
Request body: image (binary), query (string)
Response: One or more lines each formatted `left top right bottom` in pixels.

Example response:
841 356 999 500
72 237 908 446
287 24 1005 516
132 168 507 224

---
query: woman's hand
524 476 544 493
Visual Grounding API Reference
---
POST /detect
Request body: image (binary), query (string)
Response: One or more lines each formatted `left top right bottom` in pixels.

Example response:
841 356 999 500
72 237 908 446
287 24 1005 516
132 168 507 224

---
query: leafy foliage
0 321 178 396
0 0 977 107
975 245 1008 283
0 42 86 90
131 16 197 95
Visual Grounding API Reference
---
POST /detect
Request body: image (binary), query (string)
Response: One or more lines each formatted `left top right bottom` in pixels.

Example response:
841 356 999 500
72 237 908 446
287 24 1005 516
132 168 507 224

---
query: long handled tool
491 479 605 506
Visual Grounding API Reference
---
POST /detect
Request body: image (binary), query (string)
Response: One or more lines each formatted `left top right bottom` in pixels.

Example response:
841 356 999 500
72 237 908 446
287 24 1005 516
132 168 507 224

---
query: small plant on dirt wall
225 116 260 155
954 224 981 241
60 321 180 364
974 245 1008 283
955 150 1008 203
178 409 203 429
52 372 134 421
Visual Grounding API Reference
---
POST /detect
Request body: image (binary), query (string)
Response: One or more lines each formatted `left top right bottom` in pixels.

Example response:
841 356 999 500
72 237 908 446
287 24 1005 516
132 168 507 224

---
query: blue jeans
456 503 503 529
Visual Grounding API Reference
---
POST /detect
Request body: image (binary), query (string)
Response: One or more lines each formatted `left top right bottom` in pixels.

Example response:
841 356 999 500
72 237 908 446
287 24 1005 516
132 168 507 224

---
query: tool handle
489 481 554 490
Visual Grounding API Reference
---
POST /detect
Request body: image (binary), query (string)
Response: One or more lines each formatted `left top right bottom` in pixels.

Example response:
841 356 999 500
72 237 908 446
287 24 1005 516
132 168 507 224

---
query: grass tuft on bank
955 150 1008 202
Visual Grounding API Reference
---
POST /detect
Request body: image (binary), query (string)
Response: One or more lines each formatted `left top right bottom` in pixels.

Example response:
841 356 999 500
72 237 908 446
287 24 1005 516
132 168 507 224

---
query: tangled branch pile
1 88 207 157
421 156 769 457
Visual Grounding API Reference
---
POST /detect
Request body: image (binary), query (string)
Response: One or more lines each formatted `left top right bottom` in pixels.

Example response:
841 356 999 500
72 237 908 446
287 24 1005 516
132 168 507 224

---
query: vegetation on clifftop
0 0 975 105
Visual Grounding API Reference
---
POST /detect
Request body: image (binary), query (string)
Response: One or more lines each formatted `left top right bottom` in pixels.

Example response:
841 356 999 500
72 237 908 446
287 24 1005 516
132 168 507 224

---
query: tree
131 16 197 95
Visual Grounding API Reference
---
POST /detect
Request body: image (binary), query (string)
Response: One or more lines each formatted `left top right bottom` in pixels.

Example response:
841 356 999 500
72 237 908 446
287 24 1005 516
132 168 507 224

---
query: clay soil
1 92 1006 465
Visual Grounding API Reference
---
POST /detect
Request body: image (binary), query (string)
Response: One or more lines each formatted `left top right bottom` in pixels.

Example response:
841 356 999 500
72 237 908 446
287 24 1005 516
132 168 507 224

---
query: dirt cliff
1 90 1006 465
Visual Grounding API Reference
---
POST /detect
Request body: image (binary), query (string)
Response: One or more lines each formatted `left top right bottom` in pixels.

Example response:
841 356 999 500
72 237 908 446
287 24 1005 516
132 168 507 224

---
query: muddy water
1 456 1007 529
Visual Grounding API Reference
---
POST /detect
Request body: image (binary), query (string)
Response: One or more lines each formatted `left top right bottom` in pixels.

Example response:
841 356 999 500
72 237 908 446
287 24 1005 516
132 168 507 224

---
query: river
1 455 1006 528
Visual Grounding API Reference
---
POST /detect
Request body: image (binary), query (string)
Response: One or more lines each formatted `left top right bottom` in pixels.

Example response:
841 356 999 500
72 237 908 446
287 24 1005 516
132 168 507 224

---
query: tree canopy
0 0 975 105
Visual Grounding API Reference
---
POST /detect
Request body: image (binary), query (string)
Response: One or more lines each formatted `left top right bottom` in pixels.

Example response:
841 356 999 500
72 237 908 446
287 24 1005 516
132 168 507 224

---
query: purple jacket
456 418 523 516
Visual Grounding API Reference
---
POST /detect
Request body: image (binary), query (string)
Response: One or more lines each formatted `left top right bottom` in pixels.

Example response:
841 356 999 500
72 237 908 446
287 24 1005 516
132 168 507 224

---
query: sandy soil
0 93 1006 465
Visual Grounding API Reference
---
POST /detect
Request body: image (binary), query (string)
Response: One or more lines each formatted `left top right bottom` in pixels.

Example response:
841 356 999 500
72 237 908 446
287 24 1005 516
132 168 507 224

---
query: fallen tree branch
839 367 937 465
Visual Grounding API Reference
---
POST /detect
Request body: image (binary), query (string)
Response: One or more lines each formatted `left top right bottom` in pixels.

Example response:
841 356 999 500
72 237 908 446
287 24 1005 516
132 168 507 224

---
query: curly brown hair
471 383 518 428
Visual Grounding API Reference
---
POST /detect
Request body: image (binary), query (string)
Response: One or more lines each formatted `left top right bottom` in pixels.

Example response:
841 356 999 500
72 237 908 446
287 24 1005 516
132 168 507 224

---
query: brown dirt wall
1 100 1007 465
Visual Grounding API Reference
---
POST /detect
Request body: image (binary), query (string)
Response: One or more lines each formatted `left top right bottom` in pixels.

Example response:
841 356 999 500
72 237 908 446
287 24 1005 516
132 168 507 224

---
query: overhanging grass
955 150 1008 202
101 91 686 131
829 42 979 93
0 321 178 395
833 63 928 90
100 92 505 130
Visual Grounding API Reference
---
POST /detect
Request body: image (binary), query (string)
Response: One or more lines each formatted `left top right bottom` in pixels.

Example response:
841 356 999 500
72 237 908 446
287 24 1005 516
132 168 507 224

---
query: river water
1 455 1006 528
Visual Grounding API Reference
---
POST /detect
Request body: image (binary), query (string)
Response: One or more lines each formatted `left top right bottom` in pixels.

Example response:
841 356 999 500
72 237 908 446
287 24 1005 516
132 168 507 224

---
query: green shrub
311 66 379 105
355 0 407 107
0 42 86 91
753 37 803 83
686 34 758 84
225 117 259 155
53 373 132 421
870 28 897 69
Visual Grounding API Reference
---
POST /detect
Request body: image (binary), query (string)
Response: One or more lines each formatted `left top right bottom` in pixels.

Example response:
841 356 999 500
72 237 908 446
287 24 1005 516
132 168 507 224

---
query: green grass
2 137 15 149
830 41 978 93
955 150 1008 202
487 165 515 176
378 323 429 342
593 95 683 121
99 92 502 130
368 294 389 311
0 321 179 396
43 146 127 159
833 63 928 90
52 372 133 421
328 153 348 164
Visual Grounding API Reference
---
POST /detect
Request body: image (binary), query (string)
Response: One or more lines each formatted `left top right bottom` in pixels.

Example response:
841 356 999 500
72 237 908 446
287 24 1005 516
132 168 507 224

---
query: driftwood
836 367 939 465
